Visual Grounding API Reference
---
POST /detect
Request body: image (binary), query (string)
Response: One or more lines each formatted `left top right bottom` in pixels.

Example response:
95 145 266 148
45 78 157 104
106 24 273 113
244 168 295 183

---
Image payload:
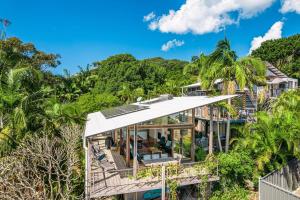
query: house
83 94 236 199
182 63 298 108
180 63 298 154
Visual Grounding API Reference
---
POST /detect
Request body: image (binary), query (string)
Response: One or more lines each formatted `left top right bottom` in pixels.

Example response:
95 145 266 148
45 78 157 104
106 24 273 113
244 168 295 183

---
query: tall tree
200 39 266 152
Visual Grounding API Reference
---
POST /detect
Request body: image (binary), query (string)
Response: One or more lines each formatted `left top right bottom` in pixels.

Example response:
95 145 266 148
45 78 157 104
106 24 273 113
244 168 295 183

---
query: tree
232 89 300 172
200 39 266 152
0 125 84 199
0 67 45 155
251 34 300 79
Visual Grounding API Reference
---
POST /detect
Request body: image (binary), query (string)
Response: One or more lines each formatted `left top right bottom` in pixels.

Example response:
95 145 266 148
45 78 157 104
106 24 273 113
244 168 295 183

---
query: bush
218 151 255 186
210 185 249 200
195 147 206 161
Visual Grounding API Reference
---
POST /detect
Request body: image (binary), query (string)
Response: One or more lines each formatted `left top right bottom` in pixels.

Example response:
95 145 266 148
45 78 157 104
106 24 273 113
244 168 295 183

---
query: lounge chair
92 145 106 161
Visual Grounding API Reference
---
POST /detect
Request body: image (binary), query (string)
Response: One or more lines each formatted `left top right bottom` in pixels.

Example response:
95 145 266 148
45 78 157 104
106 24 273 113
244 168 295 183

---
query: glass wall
173 129 192 159
141 109 193 125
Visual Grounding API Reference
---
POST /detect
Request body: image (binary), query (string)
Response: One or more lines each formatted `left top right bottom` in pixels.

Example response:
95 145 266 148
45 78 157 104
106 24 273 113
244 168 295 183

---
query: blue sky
1 0 300 74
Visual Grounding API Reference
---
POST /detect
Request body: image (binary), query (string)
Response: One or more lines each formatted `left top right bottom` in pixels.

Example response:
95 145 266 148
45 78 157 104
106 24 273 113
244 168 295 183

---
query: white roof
182 79 223 89
267 77 298 84
84 95 236 138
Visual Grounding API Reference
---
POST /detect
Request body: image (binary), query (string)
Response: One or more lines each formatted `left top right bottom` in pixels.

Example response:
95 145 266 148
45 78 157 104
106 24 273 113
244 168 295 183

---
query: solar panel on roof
101 104 149 119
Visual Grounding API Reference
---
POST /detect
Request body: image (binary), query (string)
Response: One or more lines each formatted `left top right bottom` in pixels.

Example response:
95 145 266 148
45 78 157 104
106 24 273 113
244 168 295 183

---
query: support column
161 165 166 200
120 129 123 154
126 127 130 167
209 106 214 154
133 124 138 177
113 129 117 143
191 108 195 161
171 129 174 157
225 98 231 152
85 139 91 200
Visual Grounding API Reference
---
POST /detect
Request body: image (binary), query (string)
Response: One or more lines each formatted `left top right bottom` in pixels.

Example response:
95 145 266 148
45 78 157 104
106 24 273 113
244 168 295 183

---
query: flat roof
84 95 236 138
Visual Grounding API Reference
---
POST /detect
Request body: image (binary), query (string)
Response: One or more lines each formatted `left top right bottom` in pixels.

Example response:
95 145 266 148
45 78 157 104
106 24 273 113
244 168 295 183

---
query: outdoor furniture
149 147 162 154
100 160 115 171
92 144 106 161
143 189 162 200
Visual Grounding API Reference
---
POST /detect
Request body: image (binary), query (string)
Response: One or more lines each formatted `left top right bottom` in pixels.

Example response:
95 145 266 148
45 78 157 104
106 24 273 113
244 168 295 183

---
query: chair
92 145 106 161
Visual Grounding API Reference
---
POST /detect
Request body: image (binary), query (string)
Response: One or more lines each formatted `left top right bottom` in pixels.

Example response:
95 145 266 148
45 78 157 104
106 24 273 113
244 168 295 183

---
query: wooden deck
88 150 219 198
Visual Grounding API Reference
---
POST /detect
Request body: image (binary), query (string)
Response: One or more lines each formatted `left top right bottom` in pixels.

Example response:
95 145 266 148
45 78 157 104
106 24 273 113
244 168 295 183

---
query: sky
1 0 300 74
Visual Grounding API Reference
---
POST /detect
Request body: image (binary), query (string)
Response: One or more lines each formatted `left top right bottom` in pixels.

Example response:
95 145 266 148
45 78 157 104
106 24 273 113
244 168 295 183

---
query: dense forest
0 35 299 199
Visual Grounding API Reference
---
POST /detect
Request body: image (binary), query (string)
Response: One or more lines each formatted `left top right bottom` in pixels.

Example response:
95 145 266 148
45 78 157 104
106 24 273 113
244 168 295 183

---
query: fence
259 159 300 200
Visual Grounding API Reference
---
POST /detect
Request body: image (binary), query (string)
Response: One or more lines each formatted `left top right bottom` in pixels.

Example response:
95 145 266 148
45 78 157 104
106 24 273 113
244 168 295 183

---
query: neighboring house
263 63 298 99
259 159 300 200
181 63 298 152
83 94 236 200
182 62 298 108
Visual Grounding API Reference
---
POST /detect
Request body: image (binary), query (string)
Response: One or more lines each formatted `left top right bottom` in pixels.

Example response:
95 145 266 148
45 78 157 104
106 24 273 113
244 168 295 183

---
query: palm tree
232 89 300 172
200 39 266 152
0 67 44 155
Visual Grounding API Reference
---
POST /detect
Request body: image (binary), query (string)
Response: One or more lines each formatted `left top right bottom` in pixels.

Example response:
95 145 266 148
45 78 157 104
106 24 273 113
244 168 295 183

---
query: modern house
83 94 236 199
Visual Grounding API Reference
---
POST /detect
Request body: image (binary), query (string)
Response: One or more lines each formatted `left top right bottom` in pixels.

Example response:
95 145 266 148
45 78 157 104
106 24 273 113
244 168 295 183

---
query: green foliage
94 54 190 98
195 147 206 161
210 185 249 200
73 92 120 115
217 151 255 186
232 89 300 173
200 39 266 94
251 34 300 79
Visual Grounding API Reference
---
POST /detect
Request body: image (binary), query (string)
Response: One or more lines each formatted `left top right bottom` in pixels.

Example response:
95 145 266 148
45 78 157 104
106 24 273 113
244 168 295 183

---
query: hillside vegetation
0 36 299 199
252 34 300 79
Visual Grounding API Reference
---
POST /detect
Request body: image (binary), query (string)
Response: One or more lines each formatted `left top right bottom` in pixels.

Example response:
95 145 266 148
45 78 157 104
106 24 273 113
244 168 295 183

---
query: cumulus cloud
143 12 156 22
280 0 300 14
249 21 284 54
161 39 185 51
147 0 275 35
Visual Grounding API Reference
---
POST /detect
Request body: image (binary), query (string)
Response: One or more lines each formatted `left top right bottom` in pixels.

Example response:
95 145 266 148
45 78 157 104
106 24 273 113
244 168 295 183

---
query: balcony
86 150 219 198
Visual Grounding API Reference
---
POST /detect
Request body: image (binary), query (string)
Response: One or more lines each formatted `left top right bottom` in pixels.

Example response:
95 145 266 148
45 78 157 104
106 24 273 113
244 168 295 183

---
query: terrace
84 95 236 199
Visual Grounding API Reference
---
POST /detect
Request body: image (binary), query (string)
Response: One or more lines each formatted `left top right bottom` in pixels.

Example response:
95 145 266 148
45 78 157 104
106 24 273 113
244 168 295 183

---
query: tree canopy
251 34 300 79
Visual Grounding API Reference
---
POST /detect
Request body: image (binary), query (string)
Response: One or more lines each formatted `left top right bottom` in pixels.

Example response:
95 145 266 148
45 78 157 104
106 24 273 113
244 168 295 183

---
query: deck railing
86 160 219 198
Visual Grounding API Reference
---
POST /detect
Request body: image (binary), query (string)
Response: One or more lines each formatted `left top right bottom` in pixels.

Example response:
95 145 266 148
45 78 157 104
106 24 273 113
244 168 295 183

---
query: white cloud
147 0 275 35
280 0 300 14
161 39 185 51
249 21 284 54
143 12 156 22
